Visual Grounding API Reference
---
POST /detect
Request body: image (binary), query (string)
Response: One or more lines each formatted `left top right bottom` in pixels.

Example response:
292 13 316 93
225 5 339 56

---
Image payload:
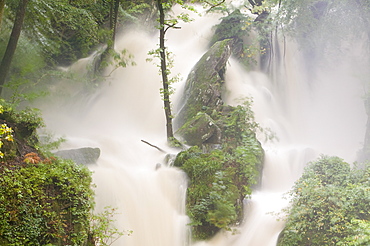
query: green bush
175 137 262 240
278 156 370 246
0 158 94 245
174 98 263 240
0 99 129 245
0 99 44 152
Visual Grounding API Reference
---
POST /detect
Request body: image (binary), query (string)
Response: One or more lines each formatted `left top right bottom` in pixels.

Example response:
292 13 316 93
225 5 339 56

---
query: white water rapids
37 6 367 246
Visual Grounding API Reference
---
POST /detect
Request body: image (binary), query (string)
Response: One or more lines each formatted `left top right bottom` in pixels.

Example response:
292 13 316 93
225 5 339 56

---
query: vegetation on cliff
0 100 94 245
0 100 128 245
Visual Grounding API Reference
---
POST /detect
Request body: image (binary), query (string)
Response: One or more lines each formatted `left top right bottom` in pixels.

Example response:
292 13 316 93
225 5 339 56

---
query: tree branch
164 23 181 34
204 0 226 12
248 0 256 7
141 140 166 153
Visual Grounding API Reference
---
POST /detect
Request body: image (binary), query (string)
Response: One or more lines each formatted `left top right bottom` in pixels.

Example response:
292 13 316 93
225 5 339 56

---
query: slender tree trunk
108 0 120 50
98 0 119 72
0 0 29 96
107 0 115 51
0 0 5 29
157 0 175 141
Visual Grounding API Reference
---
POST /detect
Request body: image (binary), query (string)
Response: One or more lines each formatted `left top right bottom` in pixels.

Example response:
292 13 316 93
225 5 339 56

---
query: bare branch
141 140 166 153
248 0 256 7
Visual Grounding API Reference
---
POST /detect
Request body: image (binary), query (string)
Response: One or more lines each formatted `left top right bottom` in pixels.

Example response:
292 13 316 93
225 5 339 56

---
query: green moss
176 112 221 146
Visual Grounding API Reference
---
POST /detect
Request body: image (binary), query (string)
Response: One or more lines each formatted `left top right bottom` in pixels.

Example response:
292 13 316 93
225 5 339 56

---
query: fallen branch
141 140 165 153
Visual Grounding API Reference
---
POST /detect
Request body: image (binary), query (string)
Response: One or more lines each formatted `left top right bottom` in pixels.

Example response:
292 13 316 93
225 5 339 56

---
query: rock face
175 39 233 145
54 147 100 165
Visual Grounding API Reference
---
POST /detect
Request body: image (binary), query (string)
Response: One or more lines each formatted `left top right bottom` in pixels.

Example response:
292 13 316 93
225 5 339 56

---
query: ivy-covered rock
173 38 264 240
209 9 259 69
174 137 263 241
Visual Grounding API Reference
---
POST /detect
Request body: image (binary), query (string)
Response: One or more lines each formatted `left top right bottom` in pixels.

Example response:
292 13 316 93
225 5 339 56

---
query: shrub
175 134 262 240
0 158 94 245
278 156 370 246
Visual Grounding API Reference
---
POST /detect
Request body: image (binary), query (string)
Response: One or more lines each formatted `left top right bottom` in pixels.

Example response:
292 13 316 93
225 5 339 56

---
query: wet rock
176 112 221 146
175 39 233 128
54 147 100 165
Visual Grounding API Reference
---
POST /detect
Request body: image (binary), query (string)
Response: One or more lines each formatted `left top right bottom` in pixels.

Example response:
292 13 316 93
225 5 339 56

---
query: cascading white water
37 4 367 246
37 7 221 246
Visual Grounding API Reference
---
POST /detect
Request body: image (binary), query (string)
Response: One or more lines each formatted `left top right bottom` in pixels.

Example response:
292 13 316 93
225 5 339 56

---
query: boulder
176 112 221 146
54 147 100 165
175 39 233 128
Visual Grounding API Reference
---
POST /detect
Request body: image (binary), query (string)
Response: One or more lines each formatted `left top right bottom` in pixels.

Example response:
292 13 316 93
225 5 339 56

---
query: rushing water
38 5 367 246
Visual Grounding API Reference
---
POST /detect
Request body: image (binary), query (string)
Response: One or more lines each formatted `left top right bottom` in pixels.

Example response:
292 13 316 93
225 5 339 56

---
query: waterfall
37 6 367 246
209 34 366 245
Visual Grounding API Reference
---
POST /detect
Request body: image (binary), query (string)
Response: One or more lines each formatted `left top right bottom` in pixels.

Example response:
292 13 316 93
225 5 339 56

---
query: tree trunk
98 0 119 72
0 0 29 96
109 0 120 50
0 0 5 29
157 0 175 141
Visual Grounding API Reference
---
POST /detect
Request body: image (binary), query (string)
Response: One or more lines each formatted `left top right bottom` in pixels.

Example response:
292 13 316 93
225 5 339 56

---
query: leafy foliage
0 157 94 245
0 17 49 102
210 9 257 67
0 99 44 142
175 140 262 239
0 105 14 159
0 100 93 245
278 156 370 246
89 206 133 246
276 0 370 60
0 99 131 245
174 100 263 240
22 0 100 65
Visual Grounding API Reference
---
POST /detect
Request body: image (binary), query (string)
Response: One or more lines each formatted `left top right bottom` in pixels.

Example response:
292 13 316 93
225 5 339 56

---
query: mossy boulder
175 39 233 129
176 112 221 146
210 9 250 58
174 136 263 241
173 37 264 241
